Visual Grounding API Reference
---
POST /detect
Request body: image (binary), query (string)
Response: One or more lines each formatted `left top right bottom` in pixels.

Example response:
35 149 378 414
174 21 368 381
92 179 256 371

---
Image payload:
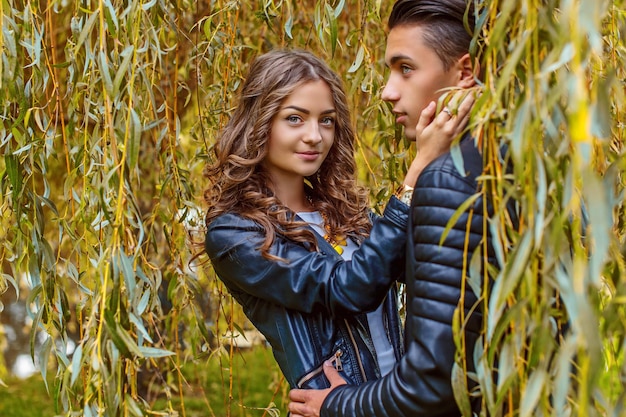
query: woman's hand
403 90 476 188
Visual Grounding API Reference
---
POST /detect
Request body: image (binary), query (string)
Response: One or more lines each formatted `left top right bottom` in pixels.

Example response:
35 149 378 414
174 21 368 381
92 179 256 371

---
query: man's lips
394 113 407 124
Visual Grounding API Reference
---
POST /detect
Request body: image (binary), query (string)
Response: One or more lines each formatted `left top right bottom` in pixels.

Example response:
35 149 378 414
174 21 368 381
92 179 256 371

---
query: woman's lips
296 152 321 161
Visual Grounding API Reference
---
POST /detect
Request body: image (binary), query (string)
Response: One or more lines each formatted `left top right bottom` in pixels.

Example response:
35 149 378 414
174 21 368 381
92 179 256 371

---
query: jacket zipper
296 349 343 388
344 318 368 383
303 232 367 385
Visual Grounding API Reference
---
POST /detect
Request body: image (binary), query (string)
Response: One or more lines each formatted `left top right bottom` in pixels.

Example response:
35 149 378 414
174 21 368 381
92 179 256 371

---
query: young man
288 0 488 415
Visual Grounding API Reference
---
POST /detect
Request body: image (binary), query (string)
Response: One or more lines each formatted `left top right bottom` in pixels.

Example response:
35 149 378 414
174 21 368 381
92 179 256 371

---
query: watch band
394 184 414 205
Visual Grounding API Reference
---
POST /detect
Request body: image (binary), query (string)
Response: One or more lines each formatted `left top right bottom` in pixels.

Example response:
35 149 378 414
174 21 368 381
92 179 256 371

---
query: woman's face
264 80 336 186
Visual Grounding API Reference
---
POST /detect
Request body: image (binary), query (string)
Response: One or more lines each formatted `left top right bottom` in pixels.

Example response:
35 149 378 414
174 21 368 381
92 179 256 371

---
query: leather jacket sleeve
321 140 487 416
205 197 408 318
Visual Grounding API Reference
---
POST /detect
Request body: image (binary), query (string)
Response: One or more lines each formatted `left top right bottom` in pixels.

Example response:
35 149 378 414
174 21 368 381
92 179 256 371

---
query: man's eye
401 65 411 74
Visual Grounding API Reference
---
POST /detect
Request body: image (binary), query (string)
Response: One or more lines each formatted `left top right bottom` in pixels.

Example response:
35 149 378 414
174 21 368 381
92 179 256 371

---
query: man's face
382 25 461 141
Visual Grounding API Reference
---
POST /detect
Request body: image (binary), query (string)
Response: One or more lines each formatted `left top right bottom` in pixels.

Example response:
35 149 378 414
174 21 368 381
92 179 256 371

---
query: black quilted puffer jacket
205 197 408 390
322 136 493 416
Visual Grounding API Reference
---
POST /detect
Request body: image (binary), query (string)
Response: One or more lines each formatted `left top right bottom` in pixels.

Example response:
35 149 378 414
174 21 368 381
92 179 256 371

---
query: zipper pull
331 349 343 371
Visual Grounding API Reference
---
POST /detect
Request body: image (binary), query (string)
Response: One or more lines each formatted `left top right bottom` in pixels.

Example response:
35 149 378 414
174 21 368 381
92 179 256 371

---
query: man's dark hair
388 0 475 71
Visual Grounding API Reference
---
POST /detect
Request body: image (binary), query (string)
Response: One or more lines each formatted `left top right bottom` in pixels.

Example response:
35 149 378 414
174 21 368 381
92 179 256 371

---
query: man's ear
456 53 477 88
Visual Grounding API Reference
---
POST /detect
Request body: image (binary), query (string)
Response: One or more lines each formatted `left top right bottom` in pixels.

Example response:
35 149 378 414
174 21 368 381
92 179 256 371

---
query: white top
297 211 396 376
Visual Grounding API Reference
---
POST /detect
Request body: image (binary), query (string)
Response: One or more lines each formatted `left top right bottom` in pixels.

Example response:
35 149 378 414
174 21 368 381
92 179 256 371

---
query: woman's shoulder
205 212 266 255
207 211 261 231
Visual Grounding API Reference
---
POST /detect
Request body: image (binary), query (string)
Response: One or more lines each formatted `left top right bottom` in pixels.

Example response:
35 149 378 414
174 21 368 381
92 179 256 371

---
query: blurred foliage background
0 0 625 416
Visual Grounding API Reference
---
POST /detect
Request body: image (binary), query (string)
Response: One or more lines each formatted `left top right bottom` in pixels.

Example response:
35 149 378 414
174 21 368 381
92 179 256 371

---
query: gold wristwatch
394 184 414 206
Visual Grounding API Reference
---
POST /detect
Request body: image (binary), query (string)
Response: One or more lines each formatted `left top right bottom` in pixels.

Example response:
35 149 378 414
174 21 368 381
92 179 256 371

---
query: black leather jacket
205 197 408 389
322 137 491 416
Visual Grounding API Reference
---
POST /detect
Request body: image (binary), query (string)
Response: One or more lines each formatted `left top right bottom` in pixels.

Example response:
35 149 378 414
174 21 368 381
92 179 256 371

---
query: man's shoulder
420 136 483 182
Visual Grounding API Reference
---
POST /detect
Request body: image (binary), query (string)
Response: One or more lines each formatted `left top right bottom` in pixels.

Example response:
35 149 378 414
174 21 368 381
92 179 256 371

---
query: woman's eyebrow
282 105 336 115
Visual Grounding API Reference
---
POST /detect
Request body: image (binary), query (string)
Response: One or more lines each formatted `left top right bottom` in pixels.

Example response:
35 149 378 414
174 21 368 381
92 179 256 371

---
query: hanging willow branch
0 0 625 416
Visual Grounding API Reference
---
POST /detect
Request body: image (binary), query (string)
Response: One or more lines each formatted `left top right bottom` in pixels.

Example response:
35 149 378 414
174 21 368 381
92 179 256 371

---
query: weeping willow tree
0 0 624 416
454 1 626 416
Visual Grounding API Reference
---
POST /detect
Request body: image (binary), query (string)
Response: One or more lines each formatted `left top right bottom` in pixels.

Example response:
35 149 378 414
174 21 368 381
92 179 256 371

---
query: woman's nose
303 122 322 143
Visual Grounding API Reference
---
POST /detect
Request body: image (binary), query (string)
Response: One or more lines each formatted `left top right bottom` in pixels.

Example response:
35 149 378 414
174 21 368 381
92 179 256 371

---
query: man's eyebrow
388 54 412 66
282 105 336 115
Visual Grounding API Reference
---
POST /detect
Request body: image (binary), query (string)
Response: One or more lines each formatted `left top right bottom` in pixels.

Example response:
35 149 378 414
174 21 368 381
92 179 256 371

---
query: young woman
204 49 469 389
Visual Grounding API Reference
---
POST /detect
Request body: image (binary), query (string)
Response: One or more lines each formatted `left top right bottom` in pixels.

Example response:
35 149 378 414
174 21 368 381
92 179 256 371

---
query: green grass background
0 346 287 417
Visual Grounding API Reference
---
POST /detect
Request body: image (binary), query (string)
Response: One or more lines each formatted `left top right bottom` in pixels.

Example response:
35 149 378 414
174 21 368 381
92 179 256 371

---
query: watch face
400 191 413 205
394 185 414 205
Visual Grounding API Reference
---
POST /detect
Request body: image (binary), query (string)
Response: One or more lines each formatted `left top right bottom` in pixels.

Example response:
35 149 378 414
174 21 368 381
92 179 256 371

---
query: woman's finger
415 101 437 137
454 90 475 122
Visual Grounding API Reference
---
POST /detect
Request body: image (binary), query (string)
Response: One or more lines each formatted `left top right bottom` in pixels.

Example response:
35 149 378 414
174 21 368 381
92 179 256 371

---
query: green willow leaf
334 0 345 17
141 0 157 11
495 339 515 396
59 288 71 328
451 362 472 416
467 247 482 298
542 43 574 74
116 250 136 300
439 192 480 246
584 169 611 286
104 308 138 358
128 108 141 170
552 336 577 416
473 336 495 412
326 4 338 58
124 394 145 416
129 312 153 344
138 346 175 358
520 368 547 417
84 403 95 417
5 154 22 194
348 45 364 73
102 0 119 36
70 343 83 386
75 11 99 54
99 50 113 96
113 45 134 97
590 74 613 139
449 141 466 180
136 289 151 315
195 315 214 346
37 195 59 216
487 299 528 363
533 153 547 248
38 335 53 392
1 273 19 298
488 231 532 315
284 14 294 39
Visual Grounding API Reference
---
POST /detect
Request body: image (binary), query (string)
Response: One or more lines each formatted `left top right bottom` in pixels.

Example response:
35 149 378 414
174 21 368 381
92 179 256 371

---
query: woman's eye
286 115 302 123
401 65 411 75
320 117 335 126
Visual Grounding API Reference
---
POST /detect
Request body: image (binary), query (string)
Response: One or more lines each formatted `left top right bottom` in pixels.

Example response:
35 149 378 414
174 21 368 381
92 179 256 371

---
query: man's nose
381 80 399 102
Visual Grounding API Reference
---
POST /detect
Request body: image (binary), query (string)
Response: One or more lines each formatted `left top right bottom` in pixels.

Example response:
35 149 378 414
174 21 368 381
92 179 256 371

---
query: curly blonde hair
204 49 371 259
